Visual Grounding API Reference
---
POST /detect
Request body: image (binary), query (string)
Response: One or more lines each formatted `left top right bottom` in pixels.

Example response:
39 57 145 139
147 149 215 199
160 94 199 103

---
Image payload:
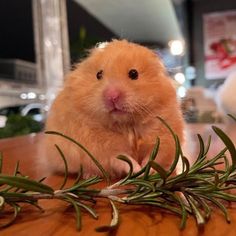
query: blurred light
20 93 27 99
174 73 186 84
185 66 196 80
169 40 184 56
177 86 186 98
44 105 50 112
44 39 52 47
48 93 56 100
39 94 46 100
0 116 7 128
27 92 37 99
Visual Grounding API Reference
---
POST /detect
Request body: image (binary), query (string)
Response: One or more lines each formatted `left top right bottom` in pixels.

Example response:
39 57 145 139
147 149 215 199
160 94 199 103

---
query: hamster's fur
43 40 184 179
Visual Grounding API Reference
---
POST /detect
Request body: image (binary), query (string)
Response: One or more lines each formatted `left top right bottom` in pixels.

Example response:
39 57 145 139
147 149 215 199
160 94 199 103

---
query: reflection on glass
0 0 35 62
0 0 38 109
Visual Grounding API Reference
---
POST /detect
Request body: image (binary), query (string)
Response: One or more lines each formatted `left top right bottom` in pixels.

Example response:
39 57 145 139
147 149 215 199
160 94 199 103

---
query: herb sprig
1 116 236 232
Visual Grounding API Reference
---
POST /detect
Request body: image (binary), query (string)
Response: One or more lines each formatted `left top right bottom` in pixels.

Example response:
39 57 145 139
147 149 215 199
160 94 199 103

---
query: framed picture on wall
203 10 236 80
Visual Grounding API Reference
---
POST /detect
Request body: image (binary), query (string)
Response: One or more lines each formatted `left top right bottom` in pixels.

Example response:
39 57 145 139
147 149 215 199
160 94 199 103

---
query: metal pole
33 0 70 109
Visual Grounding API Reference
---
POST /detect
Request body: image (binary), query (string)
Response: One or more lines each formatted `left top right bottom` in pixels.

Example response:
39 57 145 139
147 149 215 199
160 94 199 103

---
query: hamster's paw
82 171 101 179
111 156 141 178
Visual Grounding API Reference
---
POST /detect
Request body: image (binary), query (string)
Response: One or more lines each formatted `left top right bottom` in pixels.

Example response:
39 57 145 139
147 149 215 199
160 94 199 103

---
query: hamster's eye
96 70 103 80
128 69 138 80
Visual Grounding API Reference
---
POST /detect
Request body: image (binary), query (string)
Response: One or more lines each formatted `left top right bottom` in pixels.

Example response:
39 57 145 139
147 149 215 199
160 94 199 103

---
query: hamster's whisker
133 105 149 120
133 102 154 118
140 104 155 117
130 103 145 116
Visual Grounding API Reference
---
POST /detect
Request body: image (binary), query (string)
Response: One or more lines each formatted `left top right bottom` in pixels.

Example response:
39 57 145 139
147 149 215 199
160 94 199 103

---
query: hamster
43 40 184 179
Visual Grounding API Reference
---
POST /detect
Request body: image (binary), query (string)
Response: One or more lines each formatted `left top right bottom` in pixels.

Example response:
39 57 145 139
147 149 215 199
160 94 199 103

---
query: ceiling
75 0 183 47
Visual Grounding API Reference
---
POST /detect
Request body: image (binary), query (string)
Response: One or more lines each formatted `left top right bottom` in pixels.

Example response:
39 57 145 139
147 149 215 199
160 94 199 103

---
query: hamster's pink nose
103 87 122 108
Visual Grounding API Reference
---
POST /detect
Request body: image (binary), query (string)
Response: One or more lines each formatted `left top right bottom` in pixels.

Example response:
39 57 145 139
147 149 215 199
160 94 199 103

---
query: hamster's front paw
111 156 141 178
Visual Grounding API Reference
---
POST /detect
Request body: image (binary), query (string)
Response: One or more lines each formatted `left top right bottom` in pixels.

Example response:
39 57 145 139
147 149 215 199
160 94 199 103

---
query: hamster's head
65 40 178 127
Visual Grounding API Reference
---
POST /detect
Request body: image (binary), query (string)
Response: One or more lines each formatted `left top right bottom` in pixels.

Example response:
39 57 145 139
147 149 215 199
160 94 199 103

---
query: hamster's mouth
109 108 128 115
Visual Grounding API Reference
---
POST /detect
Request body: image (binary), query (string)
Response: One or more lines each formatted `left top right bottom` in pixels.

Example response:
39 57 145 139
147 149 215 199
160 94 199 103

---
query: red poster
203 10 236 79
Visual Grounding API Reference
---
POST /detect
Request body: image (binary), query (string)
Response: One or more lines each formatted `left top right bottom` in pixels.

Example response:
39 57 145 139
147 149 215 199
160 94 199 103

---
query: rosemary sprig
1 115 236 232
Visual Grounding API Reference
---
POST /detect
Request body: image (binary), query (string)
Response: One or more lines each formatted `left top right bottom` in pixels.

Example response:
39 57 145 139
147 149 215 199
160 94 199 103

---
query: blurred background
0 0 236 138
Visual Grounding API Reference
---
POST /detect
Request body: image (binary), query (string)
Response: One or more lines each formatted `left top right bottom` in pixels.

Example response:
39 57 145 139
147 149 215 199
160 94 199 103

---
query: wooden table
1 124 236 236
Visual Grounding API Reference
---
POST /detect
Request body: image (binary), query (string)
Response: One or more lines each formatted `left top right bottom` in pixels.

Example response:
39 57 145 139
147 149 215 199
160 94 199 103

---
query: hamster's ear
95 41 109 49
86 41 110 57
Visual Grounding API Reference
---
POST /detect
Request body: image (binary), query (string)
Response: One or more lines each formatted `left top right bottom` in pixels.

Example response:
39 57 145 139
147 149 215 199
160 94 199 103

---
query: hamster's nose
103 87 122 107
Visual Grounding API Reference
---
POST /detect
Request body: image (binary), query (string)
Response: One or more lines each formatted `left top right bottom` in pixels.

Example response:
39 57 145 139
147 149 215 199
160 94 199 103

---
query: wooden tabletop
1 124 236 236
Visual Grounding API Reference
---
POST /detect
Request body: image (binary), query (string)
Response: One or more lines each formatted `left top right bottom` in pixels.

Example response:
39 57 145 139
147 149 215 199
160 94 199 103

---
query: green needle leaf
203 135 212 156
54 144 68 190
74 165 83 185
149 137 160 161
179 156 190 177
109 200 119 227
130 199 182 215
174 194 188 229
127 179 155 192
95 200 119 232
116 155 133 185
228 114 236 122
212 126 236 171
0 196 4 208
0 203 20 228
74 201 98 219
0 175 54 194
25 201 44 212
66 176 102 192
156 116 181 177
149 161 167 182
64 196 82 231
198 194 231 223
196 134 205 162
13 161 20 177
143 137 160 180
185 194 205 227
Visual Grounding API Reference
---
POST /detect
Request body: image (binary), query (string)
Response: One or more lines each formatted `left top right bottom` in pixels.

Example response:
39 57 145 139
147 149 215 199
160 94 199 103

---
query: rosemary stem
97 188 132 197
